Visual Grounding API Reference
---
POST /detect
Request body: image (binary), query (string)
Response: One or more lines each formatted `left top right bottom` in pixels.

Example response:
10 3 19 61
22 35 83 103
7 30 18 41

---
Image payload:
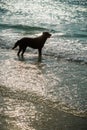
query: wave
58 0 87 6
0 23 50 32
0 24 47 30
44 52 87 65
68 0 87 6
56 32 87 39
0 1 9 14
0 7 8 14
60 33 87 38
0 23 87 38
1 23 87 39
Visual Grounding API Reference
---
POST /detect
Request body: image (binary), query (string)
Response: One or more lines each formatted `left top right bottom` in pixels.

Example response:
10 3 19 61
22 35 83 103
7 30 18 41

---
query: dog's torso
18 35 47 49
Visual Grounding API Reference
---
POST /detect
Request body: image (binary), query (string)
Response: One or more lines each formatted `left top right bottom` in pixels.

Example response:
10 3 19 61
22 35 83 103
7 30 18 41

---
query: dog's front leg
38 48 42 62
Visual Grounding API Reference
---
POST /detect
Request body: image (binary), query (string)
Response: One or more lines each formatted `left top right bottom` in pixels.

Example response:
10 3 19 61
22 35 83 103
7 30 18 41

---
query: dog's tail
12 40 20 49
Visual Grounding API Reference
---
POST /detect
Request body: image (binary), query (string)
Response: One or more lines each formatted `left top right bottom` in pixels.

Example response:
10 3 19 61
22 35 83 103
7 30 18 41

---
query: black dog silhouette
12 32 51 61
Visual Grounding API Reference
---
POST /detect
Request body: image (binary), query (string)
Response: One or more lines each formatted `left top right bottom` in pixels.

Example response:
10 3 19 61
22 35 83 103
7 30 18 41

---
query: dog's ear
43 32 48 35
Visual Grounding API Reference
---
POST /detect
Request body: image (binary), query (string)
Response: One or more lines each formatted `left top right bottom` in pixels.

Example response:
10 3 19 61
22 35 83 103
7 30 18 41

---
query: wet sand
0 85 87 130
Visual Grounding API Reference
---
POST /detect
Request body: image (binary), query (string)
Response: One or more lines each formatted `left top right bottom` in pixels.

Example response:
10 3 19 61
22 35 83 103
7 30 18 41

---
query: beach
0 0 87 129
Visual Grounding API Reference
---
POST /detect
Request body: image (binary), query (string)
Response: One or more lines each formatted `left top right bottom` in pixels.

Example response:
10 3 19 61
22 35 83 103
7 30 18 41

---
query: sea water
0 0 87 130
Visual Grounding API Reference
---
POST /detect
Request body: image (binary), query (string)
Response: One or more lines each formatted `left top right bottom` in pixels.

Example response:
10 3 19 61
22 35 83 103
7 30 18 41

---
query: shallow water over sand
0 49 87 115
0 85 87 130
0 48 87 130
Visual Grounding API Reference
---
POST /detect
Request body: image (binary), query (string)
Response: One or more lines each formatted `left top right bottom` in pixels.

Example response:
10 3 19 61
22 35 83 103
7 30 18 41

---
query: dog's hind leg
21 47 26 58
17 47 22 57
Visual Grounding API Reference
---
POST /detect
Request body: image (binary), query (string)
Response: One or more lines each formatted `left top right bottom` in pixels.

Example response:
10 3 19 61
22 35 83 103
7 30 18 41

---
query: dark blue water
0 0 87 129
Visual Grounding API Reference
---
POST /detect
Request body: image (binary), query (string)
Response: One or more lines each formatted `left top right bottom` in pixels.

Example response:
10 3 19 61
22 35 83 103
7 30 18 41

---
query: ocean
0 0 87 130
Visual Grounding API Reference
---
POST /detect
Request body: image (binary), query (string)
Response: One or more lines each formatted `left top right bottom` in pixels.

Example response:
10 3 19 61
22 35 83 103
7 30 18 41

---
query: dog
12 32 51 61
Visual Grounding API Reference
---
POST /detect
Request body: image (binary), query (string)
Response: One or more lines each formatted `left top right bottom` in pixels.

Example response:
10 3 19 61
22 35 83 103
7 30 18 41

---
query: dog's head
43 32 51 38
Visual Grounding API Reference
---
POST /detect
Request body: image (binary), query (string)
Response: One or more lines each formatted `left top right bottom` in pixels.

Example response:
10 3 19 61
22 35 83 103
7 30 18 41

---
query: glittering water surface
0 50 87 130
0 0 87 129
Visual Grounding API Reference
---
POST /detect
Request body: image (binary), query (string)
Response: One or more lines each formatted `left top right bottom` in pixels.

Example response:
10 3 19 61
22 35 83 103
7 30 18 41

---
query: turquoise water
0 0 87 129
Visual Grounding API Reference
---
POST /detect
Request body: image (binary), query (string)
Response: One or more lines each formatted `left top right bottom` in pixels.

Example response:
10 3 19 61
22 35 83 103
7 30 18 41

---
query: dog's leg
38 48 42 62
21 47 26 58
17 47 22 57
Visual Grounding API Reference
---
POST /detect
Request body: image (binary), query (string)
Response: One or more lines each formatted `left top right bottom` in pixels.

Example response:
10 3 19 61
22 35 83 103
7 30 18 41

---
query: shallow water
0 49 87 115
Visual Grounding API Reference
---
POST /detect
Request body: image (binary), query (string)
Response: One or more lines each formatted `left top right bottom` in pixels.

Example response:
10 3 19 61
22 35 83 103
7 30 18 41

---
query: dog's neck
41 34 48 43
